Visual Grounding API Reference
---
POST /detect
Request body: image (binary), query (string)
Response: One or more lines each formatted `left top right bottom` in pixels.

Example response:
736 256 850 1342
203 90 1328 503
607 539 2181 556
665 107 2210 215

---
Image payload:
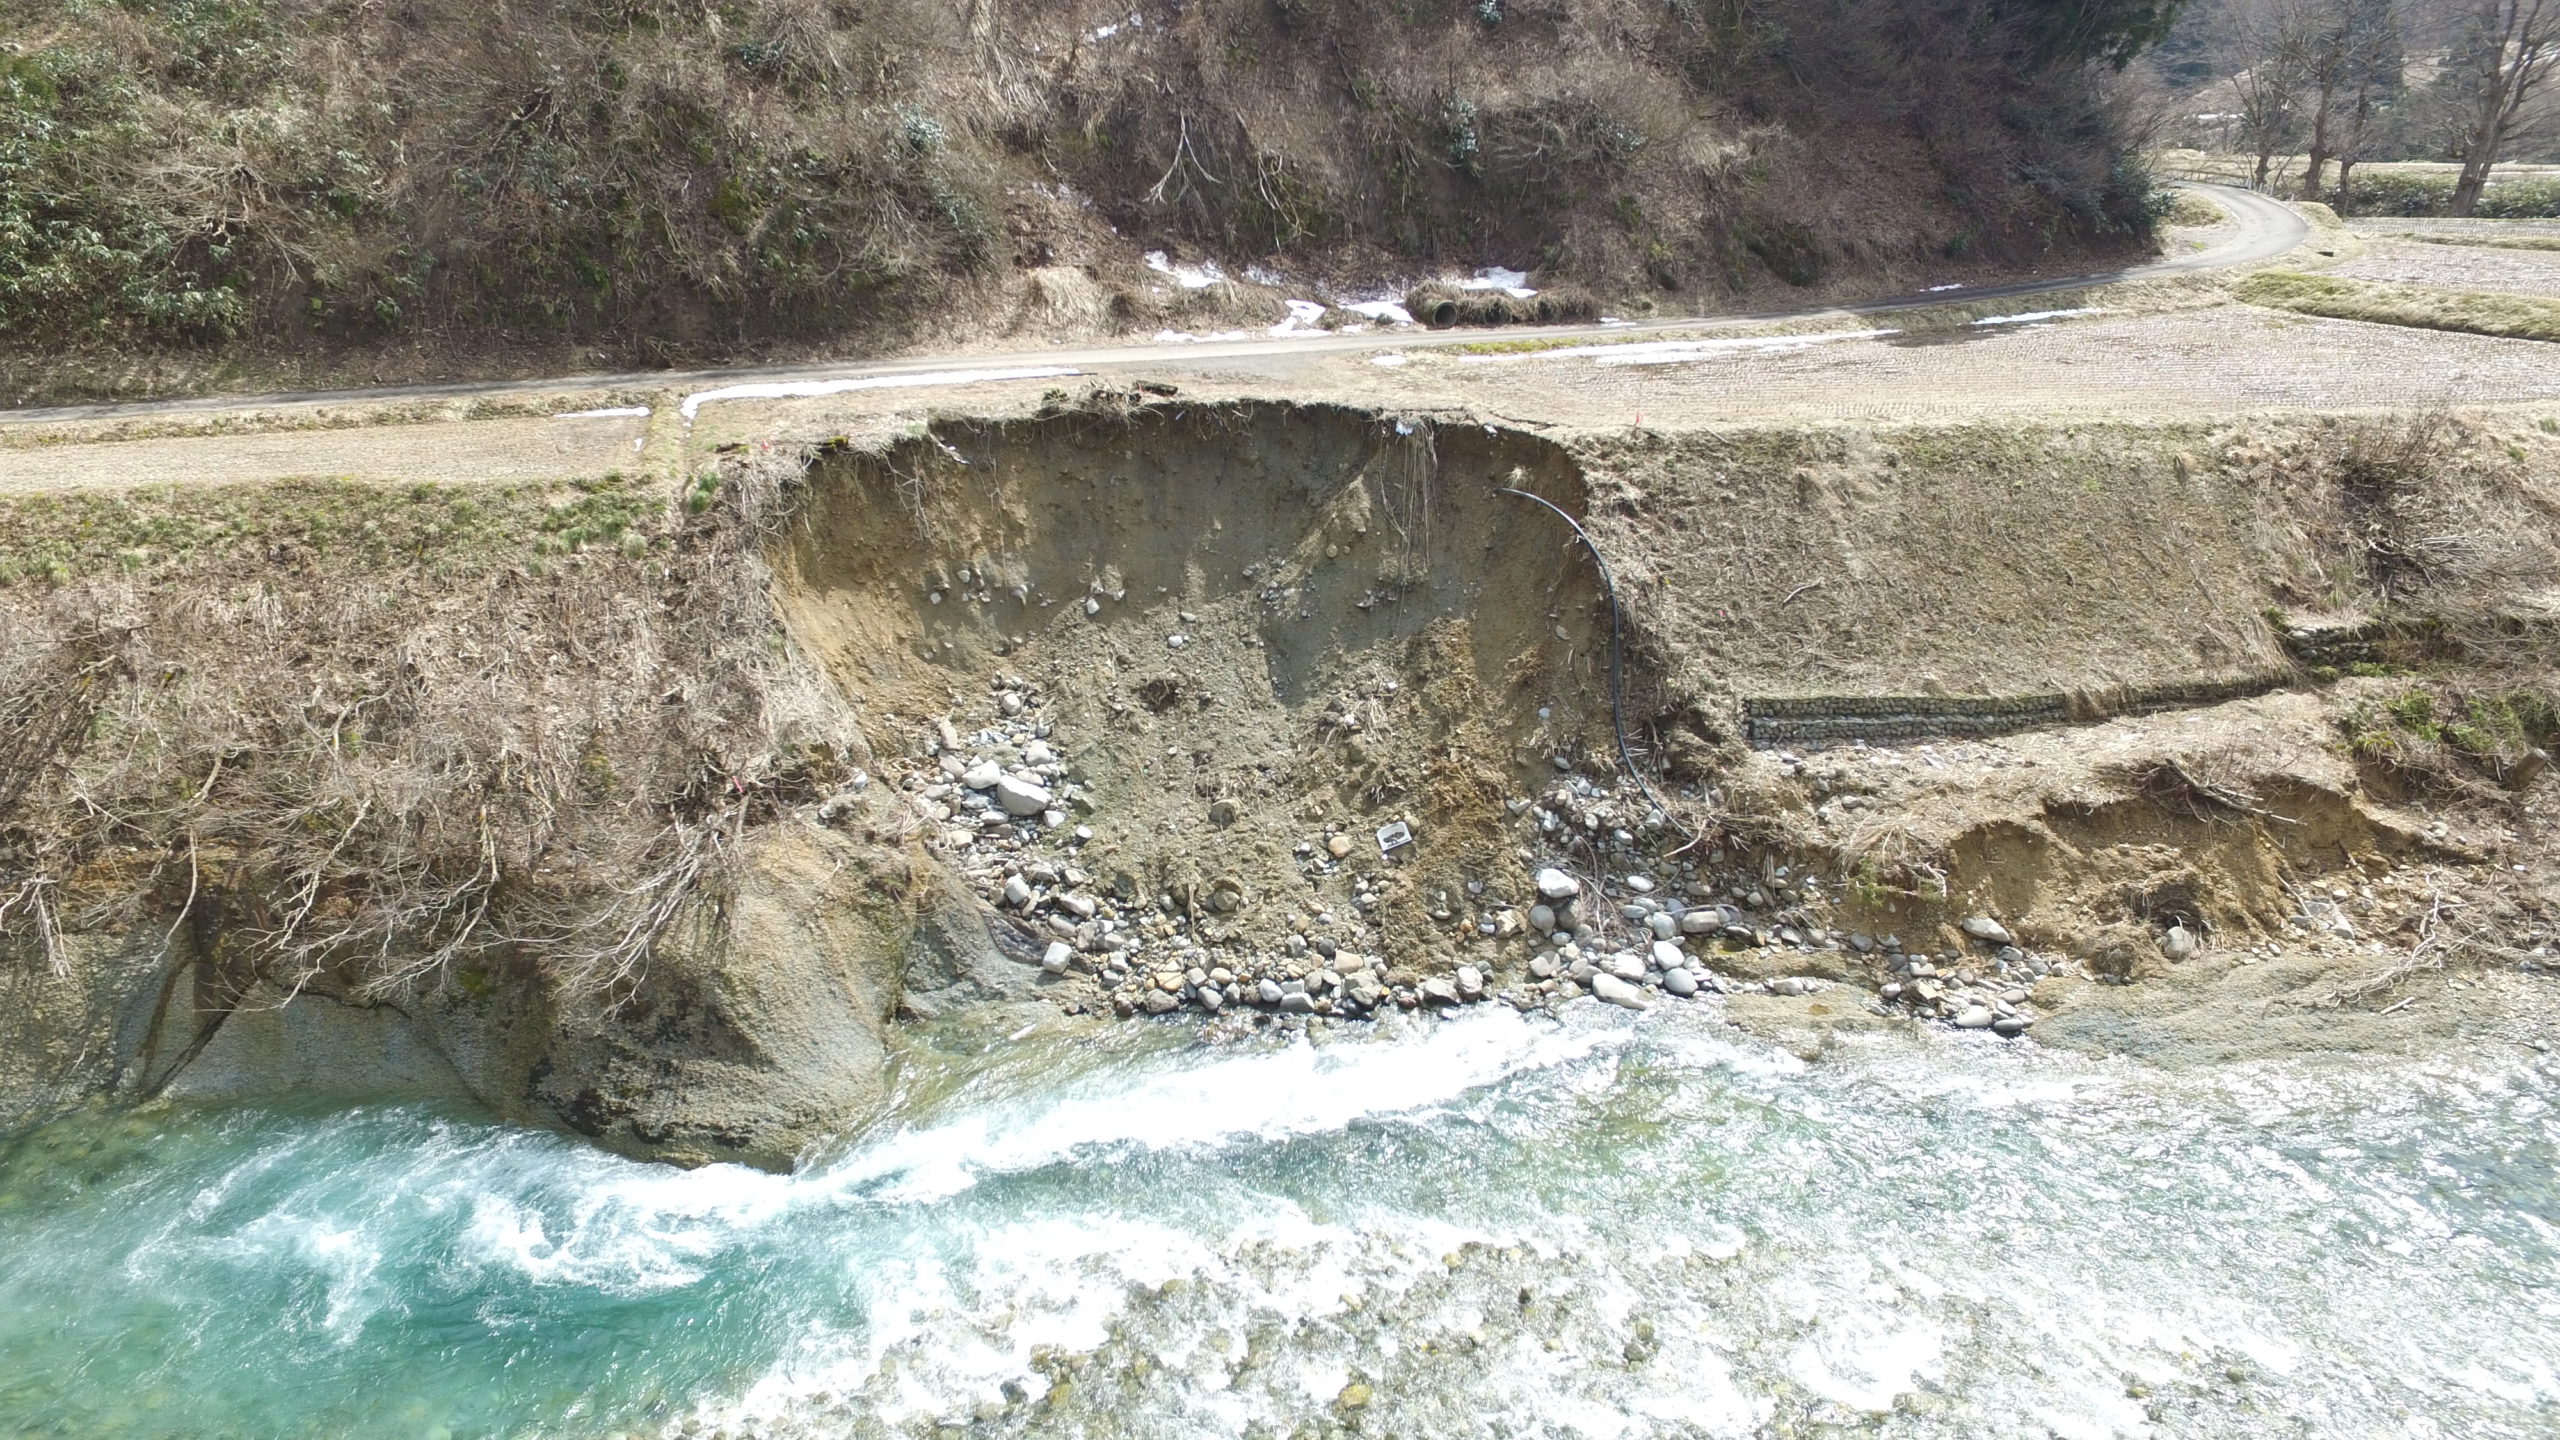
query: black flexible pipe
1497 486 1694 844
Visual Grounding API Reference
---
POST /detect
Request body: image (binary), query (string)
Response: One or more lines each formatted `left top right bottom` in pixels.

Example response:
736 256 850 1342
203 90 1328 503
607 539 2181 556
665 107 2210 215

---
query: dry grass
2290 412 2560 621
2237 272 2560 345
1838 815 1951 902
0 453 864 1006
2401 234 2560 254
2163 190 2228 228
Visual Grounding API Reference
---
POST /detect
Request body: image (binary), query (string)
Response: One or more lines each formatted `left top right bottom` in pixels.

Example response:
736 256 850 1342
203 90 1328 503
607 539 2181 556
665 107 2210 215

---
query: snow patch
1469 329 1899 368
1972 307 2106 327
677 367 1082 422
1339 299 1414 326
554 406 650 419
1269 299 1328 336
1458 266 1538 298
1145 251 1226 289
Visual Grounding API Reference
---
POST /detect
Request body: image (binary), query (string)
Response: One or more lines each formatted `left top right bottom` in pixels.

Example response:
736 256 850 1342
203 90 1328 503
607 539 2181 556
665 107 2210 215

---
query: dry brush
0 452 865 1015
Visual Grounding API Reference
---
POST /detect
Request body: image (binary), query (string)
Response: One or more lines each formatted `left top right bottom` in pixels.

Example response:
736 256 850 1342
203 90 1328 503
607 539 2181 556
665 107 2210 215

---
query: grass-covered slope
2238 272 2560 345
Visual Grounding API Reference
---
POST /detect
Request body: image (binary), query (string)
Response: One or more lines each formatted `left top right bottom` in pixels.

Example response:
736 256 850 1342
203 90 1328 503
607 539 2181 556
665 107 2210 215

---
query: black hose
1497 486 1694 843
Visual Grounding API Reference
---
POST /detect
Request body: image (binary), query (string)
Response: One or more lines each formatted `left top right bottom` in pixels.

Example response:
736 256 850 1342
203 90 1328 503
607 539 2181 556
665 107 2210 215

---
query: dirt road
0 185 2305 428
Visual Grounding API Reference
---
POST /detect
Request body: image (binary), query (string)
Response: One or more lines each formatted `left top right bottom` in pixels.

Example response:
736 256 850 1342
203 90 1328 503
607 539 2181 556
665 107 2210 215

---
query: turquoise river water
1 1004 2555 1438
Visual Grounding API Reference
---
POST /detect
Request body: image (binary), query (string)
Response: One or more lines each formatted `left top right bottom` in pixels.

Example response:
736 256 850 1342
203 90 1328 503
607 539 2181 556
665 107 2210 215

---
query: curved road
0 184 2307 426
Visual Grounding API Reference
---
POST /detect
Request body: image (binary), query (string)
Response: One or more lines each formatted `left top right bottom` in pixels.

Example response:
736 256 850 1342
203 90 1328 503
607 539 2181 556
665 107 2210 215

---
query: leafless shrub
2308 885 2537 1008
1839 815 1950 900
5 0 2176 396
2310 411 2556 610
0 624 128 825
0 454 864 1006
2112 751 2283 824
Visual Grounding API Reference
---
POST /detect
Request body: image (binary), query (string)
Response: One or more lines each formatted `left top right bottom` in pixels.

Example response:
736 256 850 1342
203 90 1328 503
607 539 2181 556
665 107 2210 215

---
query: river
1 1003 2554 1438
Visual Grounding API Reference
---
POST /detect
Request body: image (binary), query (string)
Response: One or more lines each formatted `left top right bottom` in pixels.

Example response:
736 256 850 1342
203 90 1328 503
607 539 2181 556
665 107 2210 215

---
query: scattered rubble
885 681 2086 1037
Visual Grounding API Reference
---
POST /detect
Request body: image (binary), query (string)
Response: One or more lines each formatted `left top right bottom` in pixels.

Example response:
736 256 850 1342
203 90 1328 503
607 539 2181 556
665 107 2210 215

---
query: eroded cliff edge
4 395 2555 1166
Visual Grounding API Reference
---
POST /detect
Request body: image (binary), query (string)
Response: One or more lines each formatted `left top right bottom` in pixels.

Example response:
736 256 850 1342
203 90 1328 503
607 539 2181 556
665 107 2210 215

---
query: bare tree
2329 68 2387 205
2328 0 2407 209
2295 0 2403 202
2446 0 2560 213
2229 1 2312 186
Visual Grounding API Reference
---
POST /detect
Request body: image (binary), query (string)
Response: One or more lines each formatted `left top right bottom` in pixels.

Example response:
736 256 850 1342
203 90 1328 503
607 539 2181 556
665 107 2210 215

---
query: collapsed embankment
3 397 2555 1165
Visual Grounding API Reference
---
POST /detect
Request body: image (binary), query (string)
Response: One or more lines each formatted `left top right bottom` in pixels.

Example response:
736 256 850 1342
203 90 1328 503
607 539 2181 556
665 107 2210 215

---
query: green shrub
2337 171 2560 219
0 44 248 340
2343 684 2559 790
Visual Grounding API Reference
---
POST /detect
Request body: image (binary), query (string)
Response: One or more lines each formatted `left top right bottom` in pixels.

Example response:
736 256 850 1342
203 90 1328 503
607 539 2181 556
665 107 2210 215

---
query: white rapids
2 1003 2555 1439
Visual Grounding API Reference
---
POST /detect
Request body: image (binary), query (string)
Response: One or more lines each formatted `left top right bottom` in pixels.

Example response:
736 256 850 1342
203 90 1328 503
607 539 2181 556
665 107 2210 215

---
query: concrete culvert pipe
1404 282 1462 328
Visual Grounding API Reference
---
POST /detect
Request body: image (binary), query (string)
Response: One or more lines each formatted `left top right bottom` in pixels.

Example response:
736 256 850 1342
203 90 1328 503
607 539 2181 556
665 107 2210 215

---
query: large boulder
500 822 907 1169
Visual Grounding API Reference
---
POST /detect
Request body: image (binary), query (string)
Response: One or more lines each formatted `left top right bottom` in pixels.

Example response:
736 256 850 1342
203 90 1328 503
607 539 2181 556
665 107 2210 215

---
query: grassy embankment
2237 272 2560 344
0 474 665 587
2401 234 2560 254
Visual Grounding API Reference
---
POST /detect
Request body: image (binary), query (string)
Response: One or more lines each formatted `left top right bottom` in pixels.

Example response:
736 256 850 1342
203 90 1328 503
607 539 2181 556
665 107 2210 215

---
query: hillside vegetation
1 0 2176 399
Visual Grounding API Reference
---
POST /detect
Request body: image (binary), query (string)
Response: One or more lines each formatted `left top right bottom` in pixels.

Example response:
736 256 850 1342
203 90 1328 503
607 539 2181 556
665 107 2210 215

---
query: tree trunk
2334 64 2383 219
2447 1 2560 218
2453 107 2504 215
2303 81 2336 201
2451 57 2512 216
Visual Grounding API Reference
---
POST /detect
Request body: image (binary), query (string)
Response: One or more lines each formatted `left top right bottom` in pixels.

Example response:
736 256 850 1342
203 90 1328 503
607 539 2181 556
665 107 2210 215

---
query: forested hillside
1 1 2180 395
2152 0 2560 210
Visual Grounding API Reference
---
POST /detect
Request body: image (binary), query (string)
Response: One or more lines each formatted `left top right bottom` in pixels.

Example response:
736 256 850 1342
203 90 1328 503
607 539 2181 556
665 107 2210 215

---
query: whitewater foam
820 1007 1616 1203
11 990 2559 1440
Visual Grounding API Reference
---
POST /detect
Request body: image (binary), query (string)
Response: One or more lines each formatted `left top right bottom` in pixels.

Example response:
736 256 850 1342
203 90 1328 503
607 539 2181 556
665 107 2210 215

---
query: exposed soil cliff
2 395 2553 1166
